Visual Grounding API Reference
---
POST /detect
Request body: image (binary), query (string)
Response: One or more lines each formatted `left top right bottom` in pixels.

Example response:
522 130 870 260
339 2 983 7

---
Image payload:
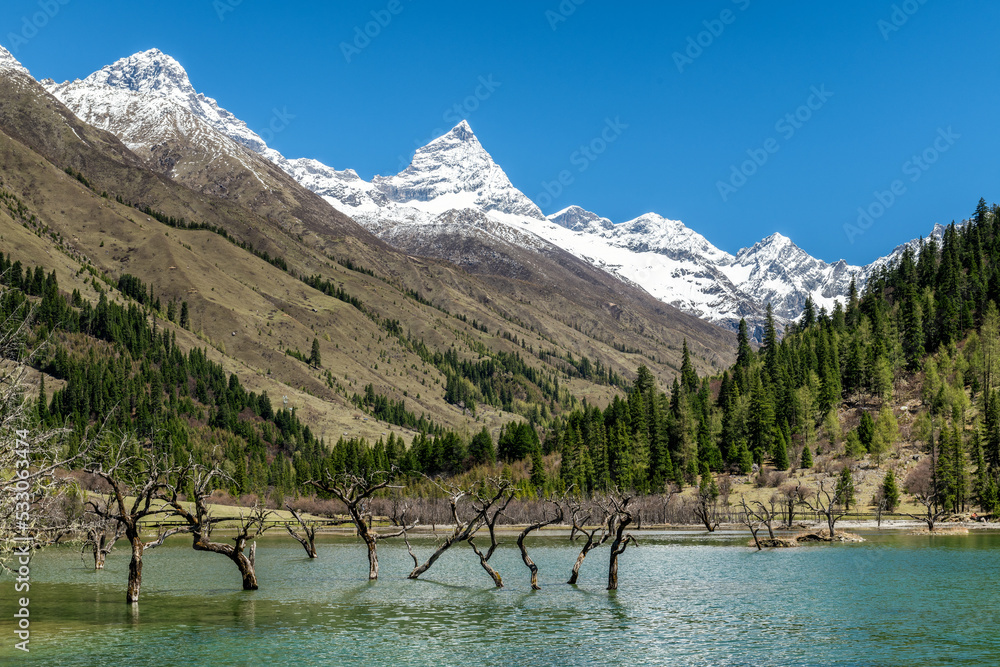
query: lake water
3 530 999 666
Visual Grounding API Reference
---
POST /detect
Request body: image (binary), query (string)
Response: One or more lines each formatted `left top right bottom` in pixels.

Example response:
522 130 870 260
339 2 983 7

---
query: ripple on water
4 532 1000 666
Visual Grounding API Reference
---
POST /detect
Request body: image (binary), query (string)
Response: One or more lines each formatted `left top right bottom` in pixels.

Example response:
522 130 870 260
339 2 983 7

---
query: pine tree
877 405 900 463
772 429 790 470
836 467 855 510
180 301 190 329
530 449 547 489
310 337 322 367
736 318 753 369
844 429 865 459
680 339 699 394
747 369 775 464
824 410 841 449
762 304 779 382
469 427 495 465
800 444 813 469
881 470 900 512
736 439 753 474
36 375 48 424
858 412 875 451
802 296 816 328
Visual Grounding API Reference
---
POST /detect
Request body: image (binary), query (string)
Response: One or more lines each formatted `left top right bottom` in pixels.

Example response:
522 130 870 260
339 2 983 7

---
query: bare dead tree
308 470 415 580
776 483 807 528
284 505 319 559
739 495 778 551
85 435 178 603
0 314 90 567
467 484 515 588
693 474 721 532
163 464 272 590
603 493 637 591
801 478 849 537
566 499 611 585
80 498 126 570
872 491 888 527
407 477 512 580
516 500 564 590
904 459 949 531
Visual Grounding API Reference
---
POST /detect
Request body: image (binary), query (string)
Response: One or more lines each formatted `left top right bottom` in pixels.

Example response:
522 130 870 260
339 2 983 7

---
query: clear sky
3 0 998 265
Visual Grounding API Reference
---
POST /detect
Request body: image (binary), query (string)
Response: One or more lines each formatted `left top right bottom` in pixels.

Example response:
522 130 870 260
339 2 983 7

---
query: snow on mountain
0 45 29 76
504 211 762 327
724 233 861 320
549 206 613 233
41 46 936 336
44 49 271 181
74 49 269 153
375 121 544 219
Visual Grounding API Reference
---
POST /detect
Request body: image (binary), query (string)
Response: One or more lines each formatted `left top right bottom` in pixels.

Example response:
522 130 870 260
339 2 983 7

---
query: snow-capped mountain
0 45 29 76
376 120 545 219
44 47 936 336
549 206 614 233
47 49 269 154
42 49 272 181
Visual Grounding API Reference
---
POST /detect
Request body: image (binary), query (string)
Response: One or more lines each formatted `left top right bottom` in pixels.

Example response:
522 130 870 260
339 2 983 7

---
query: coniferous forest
4 199 1000 524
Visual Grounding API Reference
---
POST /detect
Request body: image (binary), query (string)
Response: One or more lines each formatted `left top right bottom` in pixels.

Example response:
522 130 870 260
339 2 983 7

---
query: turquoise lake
3 530 999 666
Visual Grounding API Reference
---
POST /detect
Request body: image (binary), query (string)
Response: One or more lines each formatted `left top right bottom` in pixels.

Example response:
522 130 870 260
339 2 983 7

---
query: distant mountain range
44 48 945 338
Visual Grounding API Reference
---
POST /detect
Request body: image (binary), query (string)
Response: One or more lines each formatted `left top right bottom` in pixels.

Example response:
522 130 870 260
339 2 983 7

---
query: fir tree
772 428 790 470
680 339 699 394
800 444 813 469
310 337 322 367
736 318 753 369
737 439 753 475
36 375 48 424
469 427 495 465
858 412 875 451
836 466 855 510
881 470 900 513
530 449 547 489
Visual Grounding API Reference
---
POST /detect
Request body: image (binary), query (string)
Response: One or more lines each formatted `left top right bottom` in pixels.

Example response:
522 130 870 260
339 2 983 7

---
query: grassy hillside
0 63 748 504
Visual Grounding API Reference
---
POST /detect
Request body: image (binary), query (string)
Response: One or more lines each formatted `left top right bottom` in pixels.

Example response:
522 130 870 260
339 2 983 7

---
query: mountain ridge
42 46 949 337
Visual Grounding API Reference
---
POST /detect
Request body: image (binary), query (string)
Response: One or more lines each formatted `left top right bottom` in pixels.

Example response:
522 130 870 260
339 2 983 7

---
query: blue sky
3 0 999 265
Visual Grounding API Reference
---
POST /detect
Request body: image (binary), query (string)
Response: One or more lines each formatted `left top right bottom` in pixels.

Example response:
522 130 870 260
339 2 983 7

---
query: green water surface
2 530 999 666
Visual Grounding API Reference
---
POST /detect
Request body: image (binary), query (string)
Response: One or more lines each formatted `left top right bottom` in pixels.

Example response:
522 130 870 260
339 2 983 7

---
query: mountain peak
450 119 475 140
84 49 194 98
381 121 545 219
548 205 614 232
762 232 793 247
0 44 29 76
419 120 484 155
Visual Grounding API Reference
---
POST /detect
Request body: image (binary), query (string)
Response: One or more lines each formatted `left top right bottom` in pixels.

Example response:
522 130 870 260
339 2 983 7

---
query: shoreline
180 519 1000 537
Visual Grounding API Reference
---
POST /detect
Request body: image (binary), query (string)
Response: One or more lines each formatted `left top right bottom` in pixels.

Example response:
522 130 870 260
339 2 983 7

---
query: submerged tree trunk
408 538 457 579
194 538 259 591
517 506 563 590
607 499 635 591
567 505 610 585
308 472 412 580
235 545 258 590
469 537 504 588
94 546 107 570
518 540 541 590
408 480 512 581
92 531 112 570
569 543 595 585
125 525 143 604
365 534 379 580
284 506 318 558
